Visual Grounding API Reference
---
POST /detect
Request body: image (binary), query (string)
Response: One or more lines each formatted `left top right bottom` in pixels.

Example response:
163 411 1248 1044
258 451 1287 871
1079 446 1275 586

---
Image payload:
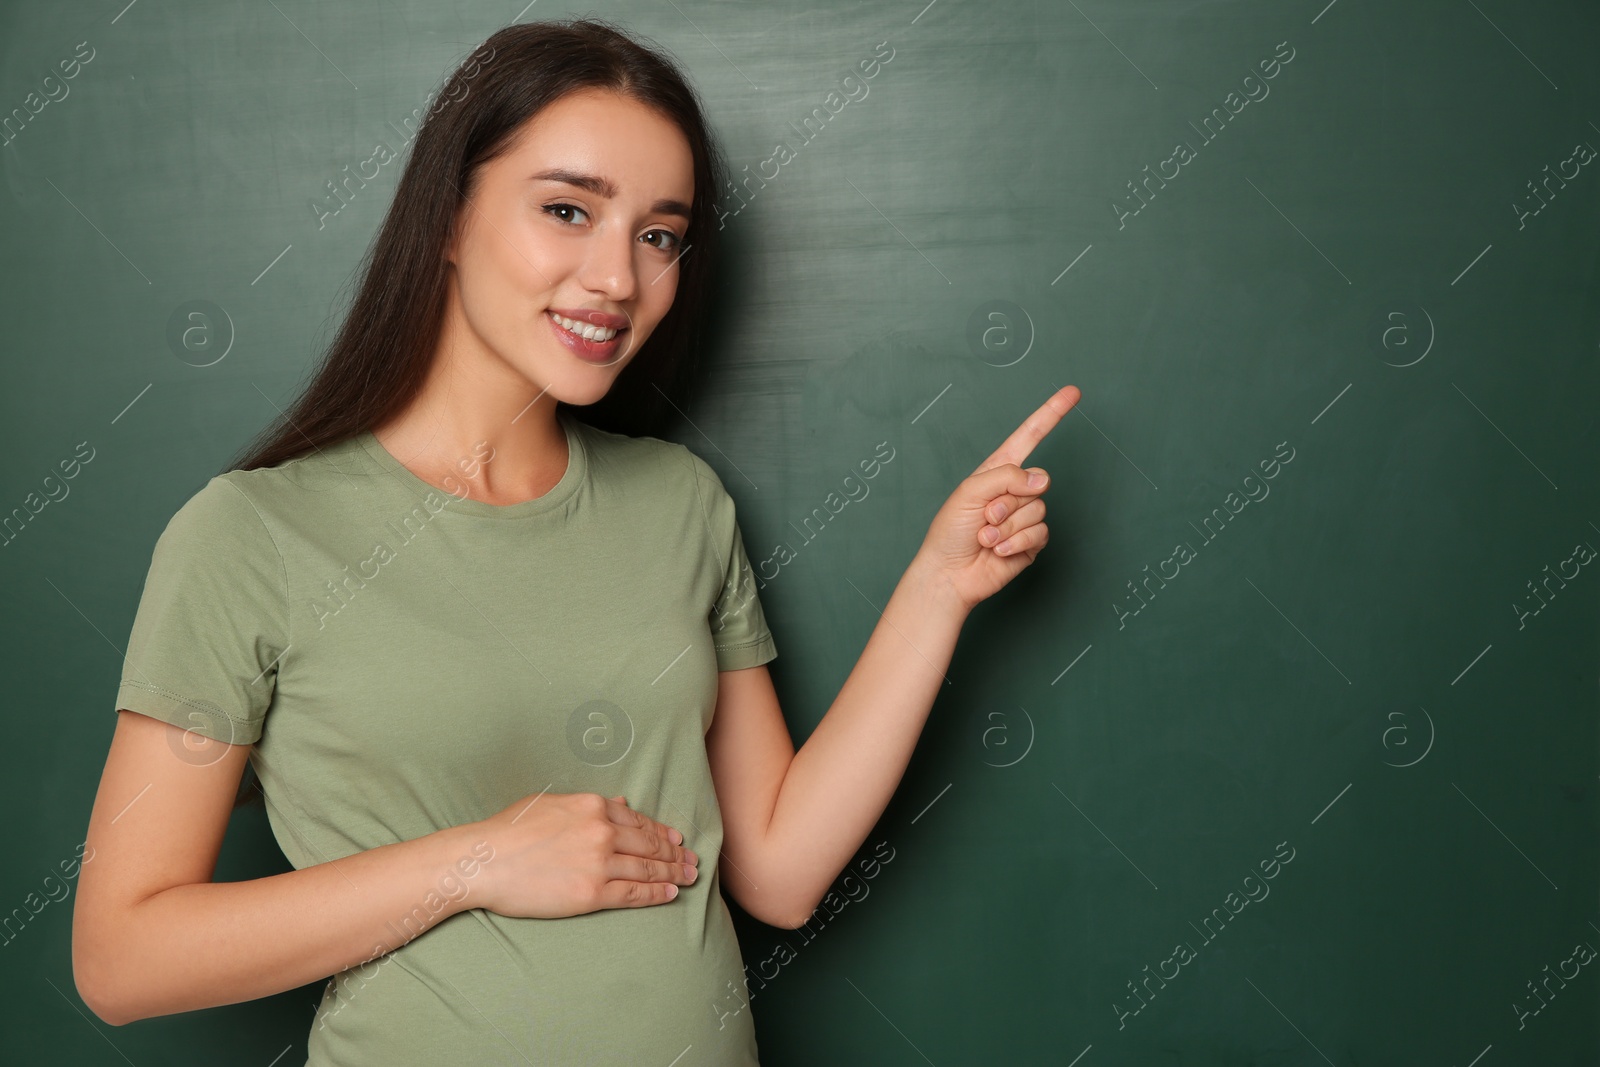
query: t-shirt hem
116 679 264 745
714 632 777 671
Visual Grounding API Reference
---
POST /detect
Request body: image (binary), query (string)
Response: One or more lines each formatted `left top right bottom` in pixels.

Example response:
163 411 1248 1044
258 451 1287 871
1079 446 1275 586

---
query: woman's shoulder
157 438 363 549
160 473 258 535
570 417 718 493
143 472 280 576
217 436 371 513
577 423 751 553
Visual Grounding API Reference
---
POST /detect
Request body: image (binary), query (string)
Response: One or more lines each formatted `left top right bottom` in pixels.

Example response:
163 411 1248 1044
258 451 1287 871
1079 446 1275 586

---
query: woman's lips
546 310 625 363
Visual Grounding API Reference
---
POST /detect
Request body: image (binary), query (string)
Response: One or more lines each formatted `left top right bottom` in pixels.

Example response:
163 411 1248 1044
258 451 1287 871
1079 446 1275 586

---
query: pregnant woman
71 16 1078 1065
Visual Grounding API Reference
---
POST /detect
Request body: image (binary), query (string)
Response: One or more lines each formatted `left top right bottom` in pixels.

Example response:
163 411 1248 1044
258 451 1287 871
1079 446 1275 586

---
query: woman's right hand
469 792 699 919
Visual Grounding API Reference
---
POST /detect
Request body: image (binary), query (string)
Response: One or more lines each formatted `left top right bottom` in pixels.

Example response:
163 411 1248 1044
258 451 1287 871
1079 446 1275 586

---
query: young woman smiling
72 17 1078 1066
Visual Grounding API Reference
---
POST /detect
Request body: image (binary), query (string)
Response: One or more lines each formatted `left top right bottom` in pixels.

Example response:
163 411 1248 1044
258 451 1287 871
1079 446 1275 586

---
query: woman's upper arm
72 709 252 1013
705 664 796 924
76 473 286 1011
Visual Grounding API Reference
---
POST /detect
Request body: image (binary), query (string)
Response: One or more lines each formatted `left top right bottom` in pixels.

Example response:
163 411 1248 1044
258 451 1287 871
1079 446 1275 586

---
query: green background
2 0 1596 1063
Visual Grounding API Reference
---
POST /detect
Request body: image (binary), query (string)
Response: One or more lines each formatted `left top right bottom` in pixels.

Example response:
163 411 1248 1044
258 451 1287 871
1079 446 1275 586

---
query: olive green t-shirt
114 407 778 1065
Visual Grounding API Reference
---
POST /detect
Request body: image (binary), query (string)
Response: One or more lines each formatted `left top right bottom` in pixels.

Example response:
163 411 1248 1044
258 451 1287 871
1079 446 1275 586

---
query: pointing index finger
974 385 1080 474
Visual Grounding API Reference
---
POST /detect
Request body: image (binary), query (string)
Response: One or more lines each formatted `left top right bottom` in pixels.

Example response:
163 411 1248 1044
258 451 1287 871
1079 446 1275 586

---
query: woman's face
445 88 695 406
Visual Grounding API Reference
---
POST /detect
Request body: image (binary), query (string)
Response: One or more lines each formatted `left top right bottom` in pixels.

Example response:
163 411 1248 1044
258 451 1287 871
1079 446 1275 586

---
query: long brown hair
230 17 730 808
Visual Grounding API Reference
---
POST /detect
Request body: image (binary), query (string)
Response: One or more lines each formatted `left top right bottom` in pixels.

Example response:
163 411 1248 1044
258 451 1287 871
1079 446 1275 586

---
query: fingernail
981 527 998 545
666 884 679 899
684 864 699 882
1027 471 1047 488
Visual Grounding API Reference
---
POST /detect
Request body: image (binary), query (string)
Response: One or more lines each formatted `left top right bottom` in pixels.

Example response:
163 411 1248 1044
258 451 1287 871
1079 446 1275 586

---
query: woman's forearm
81 823 489 1025
760 551 969 917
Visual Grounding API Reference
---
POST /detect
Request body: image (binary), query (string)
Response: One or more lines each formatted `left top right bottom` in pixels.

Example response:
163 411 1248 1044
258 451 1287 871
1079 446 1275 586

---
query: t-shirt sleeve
687 450 778 672
115 475 290 745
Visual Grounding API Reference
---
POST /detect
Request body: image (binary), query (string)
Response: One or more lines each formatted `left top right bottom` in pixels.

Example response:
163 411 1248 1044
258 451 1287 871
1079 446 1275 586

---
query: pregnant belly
305 875 760 1067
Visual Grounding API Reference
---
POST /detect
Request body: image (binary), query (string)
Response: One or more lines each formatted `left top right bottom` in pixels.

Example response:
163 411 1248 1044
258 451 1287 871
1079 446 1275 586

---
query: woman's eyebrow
529 167 691 220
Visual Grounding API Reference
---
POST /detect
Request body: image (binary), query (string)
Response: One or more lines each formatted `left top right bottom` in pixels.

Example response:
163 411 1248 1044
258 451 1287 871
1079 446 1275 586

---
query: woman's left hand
914 385 1080 613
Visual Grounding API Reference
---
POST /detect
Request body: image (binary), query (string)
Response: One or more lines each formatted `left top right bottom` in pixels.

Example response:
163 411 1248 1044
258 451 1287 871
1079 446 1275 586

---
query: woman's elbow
764 892 825 931
72 913 138 1026
729 883 816 930
73 954 131 1026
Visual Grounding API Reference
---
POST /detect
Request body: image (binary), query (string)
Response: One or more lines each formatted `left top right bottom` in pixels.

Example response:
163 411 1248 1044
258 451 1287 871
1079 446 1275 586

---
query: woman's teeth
549 311 620 342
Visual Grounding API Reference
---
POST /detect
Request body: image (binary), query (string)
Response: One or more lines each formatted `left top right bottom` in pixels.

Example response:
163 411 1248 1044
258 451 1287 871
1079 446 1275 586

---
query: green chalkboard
2 0 1596 1064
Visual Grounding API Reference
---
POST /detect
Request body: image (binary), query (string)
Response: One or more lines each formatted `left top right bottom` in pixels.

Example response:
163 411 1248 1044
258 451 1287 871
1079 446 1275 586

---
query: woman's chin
536 369 621 409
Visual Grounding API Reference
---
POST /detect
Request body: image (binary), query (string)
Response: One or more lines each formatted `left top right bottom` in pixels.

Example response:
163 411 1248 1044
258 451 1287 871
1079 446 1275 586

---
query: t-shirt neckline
355 408 587 520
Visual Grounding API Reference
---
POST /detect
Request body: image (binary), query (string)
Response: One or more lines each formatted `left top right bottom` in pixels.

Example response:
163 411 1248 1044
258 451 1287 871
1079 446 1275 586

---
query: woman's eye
643 229 683 253
543 202 588 225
